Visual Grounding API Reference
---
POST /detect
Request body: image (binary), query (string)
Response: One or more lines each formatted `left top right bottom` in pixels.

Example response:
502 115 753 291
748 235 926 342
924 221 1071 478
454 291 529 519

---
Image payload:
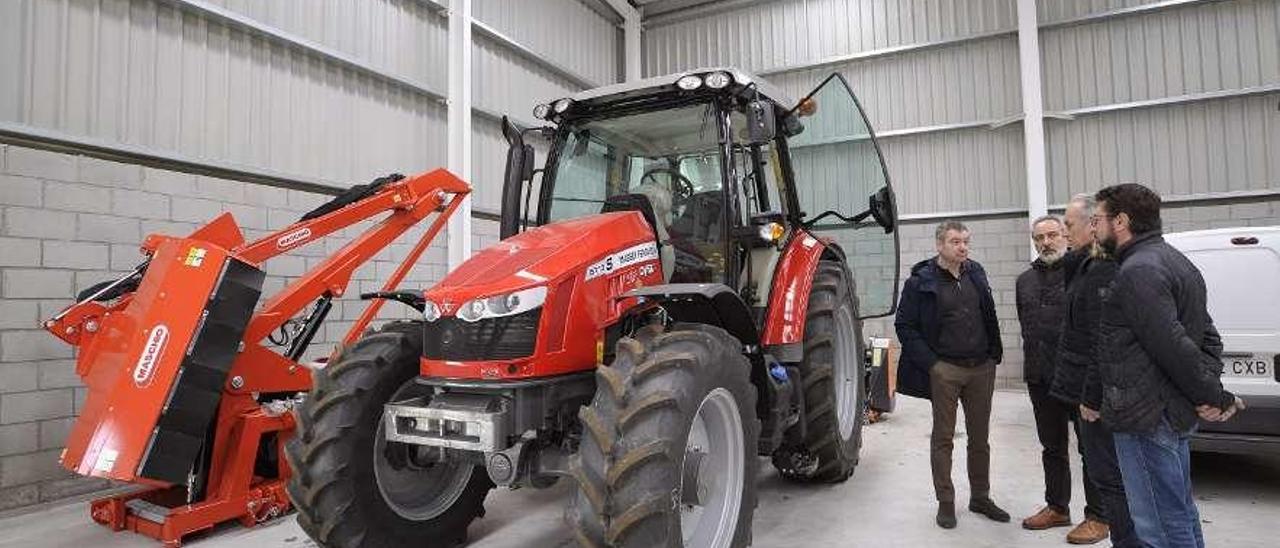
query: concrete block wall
0 144 449 511
863 201 1280 390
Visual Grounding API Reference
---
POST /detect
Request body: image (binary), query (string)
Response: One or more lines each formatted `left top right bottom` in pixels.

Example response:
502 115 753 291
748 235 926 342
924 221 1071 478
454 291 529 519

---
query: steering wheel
640 167 695 208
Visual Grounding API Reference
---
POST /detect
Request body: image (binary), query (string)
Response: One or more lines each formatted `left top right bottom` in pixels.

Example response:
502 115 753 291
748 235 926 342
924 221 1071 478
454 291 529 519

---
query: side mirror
868 186 896 234
745 100 776 145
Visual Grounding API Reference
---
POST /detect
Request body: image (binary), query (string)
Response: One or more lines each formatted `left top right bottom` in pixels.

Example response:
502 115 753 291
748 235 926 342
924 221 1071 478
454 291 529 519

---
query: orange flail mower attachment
43 169 469 546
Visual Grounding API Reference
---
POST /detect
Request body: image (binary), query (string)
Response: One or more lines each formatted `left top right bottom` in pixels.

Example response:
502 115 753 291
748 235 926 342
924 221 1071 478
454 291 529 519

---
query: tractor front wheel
285 322 493 547
772 260 867 483
568 323 759 548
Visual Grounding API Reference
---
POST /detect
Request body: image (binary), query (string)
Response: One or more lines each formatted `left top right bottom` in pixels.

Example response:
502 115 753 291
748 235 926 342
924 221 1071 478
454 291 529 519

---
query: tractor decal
276 227 311 249
584 241 659 281
132 324 169 388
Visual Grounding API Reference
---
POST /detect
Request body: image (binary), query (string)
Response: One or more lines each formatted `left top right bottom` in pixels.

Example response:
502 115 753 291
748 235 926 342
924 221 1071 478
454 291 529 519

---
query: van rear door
1170 228 1280 398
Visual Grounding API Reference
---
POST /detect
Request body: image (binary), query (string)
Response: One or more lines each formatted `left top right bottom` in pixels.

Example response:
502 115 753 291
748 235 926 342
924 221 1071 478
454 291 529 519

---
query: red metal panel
760 230 828 347
62 237 231 484
420 212 663 379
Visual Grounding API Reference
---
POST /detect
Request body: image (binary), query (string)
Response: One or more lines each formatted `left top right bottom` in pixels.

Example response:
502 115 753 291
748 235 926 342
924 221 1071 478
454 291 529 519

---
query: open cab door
787 73 900 318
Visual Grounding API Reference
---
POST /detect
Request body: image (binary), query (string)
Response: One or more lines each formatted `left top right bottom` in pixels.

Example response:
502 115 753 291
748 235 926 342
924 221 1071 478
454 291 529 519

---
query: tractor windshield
544 102 724 226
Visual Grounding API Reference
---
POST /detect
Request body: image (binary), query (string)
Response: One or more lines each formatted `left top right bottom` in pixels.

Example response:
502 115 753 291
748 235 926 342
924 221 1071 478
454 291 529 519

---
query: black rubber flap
138 258 265 483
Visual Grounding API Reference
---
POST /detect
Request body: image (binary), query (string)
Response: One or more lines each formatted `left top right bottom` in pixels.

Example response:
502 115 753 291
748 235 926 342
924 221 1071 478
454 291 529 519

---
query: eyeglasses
1090 213 1115 226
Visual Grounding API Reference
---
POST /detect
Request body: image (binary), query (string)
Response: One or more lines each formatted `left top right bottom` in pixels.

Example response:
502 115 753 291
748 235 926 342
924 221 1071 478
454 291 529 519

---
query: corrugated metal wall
470 0 619 214
644 0 1027 215
1040 0 1280 203
0 0 451 184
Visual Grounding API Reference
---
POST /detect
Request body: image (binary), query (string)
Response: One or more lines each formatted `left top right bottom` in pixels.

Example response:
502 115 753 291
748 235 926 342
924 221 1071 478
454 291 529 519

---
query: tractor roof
569 67 794 110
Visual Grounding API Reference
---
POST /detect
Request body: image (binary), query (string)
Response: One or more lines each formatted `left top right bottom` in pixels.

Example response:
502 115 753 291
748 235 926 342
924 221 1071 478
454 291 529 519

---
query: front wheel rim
372 382 474 521
833 305 861 439
679 387 745 548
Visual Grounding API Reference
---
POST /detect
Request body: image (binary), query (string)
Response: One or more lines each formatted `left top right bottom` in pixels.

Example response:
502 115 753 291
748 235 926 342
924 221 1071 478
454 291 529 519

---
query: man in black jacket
1092 183 1245 548
1017 215 1108 541
895 221 1008 529
1050 194 1134 546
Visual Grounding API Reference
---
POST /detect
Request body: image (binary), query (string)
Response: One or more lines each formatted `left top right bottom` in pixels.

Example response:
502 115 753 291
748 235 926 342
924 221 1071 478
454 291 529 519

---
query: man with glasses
896 221 1009 529
1017 215 1109 543
1092 183 1246 548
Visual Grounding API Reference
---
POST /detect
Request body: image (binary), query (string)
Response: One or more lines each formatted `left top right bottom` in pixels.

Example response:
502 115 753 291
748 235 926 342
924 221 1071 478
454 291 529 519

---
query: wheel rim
833 305 861 440
679 387 745 548
372 384 474 521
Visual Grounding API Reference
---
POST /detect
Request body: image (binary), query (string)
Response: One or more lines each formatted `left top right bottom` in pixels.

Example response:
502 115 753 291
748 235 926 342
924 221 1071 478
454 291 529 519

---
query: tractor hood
426 211 657 305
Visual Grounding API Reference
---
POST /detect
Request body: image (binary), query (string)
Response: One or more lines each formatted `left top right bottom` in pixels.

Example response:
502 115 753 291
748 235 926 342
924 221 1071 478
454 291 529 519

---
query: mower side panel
63 237 263 484
760 230 828 347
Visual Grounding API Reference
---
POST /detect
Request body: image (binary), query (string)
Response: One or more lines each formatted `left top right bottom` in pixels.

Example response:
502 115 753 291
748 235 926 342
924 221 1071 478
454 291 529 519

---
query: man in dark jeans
1016 214 1107 543
896 221 1009 529
1051 194 1135 546
1092 184 1246 548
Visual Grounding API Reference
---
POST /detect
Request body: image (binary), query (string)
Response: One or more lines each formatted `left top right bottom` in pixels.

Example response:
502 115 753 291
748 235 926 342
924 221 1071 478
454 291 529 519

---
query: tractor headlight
456 286 547 323
533 103 552 119
553 98 573 114
704 71 732 89
676 74 703 90
423 299 442 322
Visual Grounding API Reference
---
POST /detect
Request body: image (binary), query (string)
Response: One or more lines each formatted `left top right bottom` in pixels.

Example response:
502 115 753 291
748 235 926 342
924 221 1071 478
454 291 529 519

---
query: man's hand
1079 405 1100 422
1198 397 1247 422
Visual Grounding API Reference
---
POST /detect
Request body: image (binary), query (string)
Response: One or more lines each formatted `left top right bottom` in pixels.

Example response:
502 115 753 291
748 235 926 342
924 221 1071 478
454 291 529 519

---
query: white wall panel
474 0 619 86
208 0 450 92
0 0 449 185
1040 0 1280 111
644 0 1017 76
1046 93 1279 202
472 37 583 122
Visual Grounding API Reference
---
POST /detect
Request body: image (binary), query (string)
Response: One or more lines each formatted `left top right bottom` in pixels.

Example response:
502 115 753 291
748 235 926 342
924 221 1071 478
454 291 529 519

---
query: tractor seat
601 191 675 281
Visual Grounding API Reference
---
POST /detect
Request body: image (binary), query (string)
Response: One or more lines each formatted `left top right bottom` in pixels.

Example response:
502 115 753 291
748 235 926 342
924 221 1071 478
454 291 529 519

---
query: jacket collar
912 256 985 292
1116 230 1163 263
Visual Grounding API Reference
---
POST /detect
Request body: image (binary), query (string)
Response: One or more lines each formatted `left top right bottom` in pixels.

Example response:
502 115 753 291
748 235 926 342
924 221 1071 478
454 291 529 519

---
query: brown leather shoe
1066 518 1110 544
1022 506 1072 530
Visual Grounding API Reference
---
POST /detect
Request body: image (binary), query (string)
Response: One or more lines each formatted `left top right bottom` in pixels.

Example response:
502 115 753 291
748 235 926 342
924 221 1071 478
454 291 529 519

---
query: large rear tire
285 321 493 547
772 260 867 483
568 323 759 547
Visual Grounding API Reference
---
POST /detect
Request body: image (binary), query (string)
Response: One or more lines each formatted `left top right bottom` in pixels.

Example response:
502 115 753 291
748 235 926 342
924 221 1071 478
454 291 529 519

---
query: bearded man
1016 216 1105 543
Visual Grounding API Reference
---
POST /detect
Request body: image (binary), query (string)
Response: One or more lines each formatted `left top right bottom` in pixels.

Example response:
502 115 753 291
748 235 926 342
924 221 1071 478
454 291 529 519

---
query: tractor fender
620 283 759 347
760 230 846 360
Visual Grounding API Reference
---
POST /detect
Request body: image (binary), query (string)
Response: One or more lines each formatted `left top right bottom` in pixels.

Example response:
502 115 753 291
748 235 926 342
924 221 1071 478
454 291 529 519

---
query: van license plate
1222 355 1273 379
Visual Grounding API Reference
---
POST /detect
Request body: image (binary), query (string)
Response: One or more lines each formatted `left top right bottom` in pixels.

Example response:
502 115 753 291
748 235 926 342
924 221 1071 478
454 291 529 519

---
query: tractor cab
501 67 900 318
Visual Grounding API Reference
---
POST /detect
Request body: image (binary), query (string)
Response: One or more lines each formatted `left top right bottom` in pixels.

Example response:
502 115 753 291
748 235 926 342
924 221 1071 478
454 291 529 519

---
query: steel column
447 0 473 269
1016 0 1048 259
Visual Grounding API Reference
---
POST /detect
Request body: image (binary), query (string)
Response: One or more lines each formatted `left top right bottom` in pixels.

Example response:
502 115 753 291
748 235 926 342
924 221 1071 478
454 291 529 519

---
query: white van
1166 226 1280 455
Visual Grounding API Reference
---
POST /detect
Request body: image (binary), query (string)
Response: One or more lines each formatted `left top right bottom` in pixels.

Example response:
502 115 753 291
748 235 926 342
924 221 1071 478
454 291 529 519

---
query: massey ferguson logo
132 325 169 388
276 228 312 250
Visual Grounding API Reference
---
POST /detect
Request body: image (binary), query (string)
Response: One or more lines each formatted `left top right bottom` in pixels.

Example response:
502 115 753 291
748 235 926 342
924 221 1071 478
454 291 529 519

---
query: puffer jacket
894 257 1003 400
1096 231 1236 434
1049 247 1118 407
1015 256 1066 385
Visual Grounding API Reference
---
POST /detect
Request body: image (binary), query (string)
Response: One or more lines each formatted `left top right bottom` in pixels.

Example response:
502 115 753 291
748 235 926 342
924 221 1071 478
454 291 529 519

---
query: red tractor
287 68 901 547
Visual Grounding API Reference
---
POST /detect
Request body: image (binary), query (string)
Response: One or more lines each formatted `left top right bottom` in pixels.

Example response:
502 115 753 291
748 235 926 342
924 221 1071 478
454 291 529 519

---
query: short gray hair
1068 193 1096 216
935 220 969 242
1031 214 1062 230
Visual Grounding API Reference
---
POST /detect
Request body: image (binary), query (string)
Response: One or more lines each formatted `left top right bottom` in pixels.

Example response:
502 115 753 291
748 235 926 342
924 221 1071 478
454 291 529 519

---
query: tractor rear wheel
285 321 493 547
568 323 759 548
772 260 867 483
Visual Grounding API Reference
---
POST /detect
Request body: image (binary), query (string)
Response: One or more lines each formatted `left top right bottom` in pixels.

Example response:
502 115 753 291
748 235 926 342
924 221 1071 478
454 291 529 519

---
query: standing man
1050 194 1133 546
1017 215 1107 542
896 221 1009 529
1092 183 1245 548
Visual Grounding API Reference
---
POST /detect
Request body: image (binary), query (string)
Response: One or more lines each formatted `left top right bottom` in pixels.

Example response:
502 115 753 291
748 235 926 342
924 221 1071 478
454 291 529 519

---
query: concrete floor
3 390 1278 548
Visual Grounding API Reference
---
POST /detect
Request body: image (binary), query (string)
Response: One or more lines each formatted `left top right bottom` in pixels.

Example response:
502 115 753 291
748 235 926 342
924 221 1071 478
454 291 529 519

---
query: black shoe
969 497 1011 522
937 502 957 529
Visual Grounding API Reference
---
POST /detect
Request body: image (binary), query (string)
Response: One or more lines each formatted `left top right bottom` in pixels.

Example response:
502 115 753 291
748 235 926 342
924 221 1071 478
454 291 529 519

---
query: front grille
423 308 541 361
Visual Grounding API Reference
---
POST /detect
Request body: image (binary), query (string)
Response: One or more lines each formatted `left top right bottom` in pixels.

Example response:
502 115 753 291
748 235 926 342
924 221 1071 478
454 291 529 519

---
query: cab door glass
788 73 900 318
